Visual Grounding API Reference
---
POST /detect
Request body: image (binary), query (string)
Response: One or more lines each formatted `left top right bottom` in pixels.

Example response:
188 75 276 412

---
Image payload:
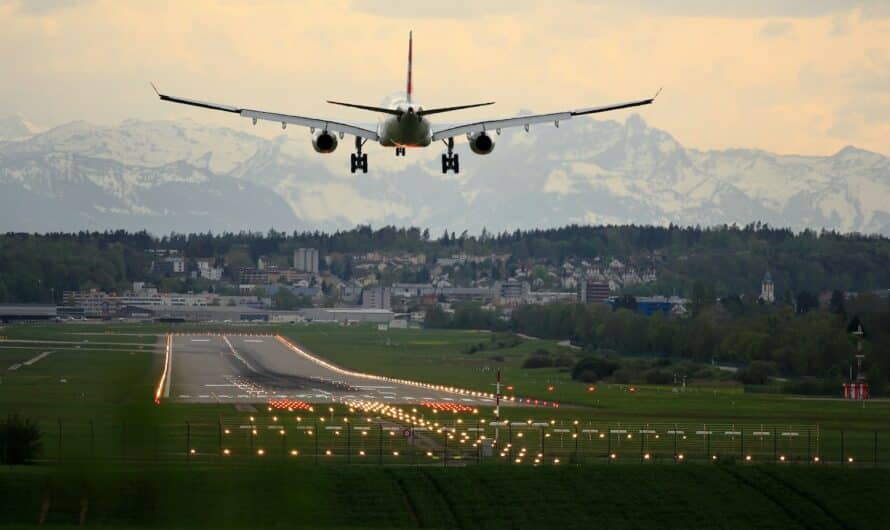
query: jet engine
312 130 338 153
467 132 495 155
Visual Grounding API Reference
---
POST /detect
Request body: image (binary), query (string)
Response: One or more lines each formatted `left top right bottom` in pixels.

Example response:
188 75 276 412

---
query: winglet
150 82 160 97
653 87 663 100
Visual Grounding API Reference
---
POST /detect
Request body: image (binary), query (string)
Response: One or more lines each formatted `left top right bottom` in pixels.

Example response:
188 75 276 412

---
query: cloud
2 0 91 14
760 21 795 38
0 0 887 157
611 0 890 18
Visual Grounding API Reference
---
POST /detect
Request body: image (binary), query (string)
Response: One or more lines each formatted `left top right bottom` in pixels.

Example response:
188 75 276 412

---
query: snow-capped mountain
0 114 38 141
0 114 887 235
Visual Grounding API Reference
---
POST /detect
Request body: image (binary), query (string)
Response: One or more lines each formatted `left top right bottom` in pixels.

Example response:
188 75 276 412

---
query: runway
168 334 497 406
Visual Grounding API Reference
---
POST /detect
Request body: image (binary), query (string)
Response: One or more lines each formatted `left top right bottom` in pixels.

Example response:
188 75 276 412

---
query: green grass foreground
1 464 888 529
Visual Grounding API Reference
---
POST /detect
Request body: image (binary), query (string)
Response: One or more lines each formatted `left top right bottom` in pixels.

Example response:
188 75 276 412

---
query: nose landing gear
441 137 459 174
350 137 368 173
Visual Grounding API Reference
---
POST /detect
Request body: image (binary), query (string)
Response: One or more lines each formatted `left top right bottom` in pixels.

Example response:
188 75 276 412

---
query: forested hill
1 224 889 303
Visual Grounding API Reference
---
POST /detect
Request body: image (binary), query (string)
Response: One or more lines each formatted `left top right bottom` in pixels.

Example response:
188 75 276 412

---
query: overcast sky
1 0 887 155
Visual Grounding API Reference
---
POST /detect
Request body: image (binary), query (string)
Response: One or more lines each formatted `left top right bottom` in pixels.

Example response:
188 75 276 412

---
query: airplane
152 32 659 175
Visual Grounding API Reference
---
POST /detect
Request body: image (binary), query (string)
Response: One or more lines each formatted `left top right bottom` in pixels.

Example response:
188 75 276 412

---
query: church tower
760 271 775 303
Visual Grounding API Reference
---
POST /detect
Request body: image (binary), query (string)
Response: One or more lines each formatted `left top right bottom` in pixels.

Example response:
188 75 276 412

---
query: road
168 334 497 406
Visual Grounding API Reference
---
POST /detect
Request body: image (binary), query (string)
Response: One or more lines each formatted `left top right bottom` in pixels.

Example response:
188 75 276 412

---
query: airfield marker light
610 453 617 460
427 451 433 457
267 407 272 412
848 457 854 463
779 455 786 462
257 449 265 456
361 431 368 437
746 455 752 462
224 429 230 435
587 386 596 392
515 458 522 464
307 431 313 436
644 453 651 460
223 449 231 456
547 385 555 392
249 416 255 422
627 434 633 439
273 416 278 422
189 448 196 455
677 454 685 461
359 450 366 456
280 429 286 435
309 407 314 412
393 451 399 457
252 429 257 436
814 456 820 463
712 455 718 461
290 449 299 456
325 450 332 456
572 433 578 439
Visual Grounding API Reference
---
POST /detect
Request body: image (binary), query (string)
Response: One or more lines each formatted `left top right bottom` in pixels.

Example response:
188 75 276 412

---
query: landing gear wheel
351 136 368 173
441 137 459 174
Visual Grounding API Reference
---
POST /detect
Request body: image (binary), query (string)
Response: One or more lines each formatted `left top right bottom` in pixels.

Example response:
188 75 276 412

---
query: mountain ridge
1 114 887 235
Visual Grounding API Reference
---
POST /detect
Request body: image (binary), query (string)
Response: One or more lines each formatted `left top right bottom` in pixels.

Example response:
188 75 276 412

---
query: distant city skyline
0 0 887 156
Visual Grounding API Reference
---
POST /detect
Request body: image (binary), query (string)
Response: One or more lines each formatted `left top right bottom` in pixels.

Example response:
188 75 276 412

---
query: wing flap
153 85 378 140
431 94 657 141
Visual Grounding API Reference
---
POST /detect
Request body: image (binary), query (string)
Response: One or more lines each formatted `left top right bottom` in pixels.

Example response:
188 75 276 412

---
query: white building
760 271 775 303
362 287 392 310
294 248 319 274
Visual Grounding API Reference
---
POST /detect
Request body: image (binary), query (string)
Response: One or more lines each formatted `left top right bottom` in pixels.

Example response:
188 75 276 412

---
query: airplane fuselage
377 101 432 147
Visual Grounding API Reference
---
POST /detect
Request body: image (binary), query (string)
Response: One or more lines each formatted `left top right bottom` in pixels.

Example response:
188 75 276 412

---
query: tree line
428 294 890 395
1 224 889 303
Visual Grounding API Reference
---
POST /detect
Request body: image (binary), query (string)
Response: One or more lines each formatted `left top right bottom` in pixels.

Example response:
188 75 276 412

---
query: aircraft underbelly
379 117 431 147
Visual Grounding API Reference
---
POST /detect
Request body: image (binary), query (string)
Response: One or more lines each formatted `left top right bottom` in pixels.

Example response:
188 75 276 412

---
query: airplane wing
152 84 379 141
430 91 659 141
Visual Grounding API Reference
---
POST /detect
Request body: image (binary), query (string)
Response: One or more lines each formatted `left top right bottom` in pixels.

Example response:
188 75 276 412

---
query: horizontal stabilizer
327 101 401 116
417 102 494 116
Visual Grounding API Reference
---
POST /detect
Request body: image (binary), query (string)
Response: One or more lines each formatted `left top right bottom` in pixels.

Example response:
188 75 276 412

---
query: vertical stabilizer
406 31 413 104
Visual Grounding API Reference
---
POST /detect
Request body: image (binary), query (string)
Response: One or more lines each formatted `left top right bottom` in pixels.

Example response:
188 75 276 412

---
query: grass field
1 464 888 529
2 322 889 529
2 322 888 463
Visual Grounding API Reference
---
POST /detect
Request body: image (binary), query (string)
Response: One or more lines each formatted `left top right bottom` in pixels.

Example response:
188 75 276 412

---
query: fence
6 416 888 468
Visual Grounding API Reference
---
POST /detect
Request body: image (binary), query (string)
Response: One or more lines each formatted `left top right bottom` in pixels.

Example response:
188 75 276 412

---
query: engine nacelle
312 130 338 153
468 131 495 155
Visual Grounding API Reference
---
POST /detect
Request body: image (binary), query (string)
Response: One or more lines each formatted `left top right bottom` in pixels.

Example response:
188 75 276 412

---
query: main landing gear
441 137 459 174
350 136 368 173
395 147 406 156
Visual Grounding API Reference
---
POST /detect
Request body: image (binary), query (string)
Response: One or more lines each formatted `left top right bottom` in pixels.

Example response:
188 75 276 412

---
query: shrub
736 360 778 385
522 355 553 369
0 414 42 465
574 369 600 383
552 355 575 368
571 357 619 381
644 368 673 385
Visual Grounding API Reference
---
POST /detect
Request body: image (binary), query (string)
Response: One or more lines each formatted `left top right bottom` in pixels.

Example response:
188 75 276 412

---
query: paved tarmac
168 334 496 406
